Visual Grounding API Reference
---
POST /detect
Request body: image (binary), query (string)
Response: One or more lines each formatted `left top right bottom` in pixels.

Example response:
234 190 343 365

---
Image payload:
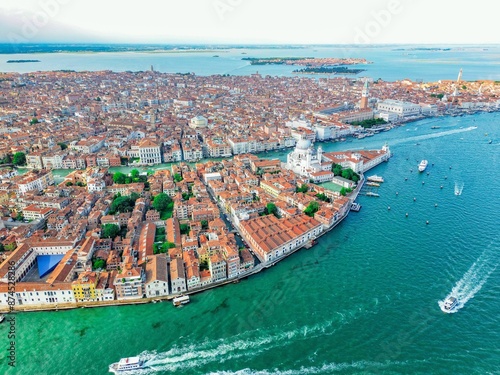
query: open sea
0 46 499 374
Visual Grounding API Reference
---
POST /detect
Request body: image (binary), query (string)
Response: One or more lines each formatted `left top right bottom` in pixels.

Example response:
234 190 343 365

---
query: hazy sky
1 0 498 44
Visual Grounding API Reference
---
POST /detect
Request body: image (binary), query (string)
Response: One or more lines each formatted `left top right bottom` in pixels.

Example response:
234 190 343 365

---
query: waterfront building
144 254 169 298
323 144 391 174
209 253 227 283
0 282 75 307
285 138 332 181
14 170 55 195
138 139 162 165
114 263 146 300
71 271 99 302
170 257 187 294
377 99 421 118
239 214 323 264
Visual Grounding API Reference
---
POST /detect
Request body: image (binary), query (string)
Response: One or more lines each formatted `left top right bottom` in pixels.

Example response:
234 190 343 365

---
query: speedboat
443 296 459 311
109 357 148 373
0 315 4 323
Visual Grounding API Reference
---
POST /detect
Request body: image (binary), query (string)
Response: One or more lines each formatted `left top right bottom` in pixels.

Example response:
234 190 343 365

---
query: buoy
388 206 391 210
427 172 430 176
449 166 452 169
422 181 425 185
405 213 409 217
432 163 434 166
444 176 447 179
405 177 408 181
413 197 416 201
426 220 429 225
410 169 413 172
435 203 438 207
396 192 399 195
440 185 443 189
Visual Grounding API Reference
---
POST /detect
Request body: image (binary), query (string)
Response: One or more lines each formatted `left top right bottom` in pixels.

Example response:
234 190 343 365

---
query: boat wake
395 126 477 145
139 306 371 373
454 182 464 196
202 359 412 375
438 247 498 313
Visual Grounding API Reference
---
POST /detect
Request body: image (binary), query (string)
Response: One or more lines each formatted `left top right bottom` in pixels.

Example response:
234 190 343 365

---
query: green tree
0 243 4 252
332 163 343 176
113 172 126 184
266 203 278 217
316 193 330 202
130 169 140 179
5 243 17 251
161 242 176 253
65 181 73 186
57 142 68 150
101 224 120 239
153 193 172 213
180 223 189 235
304 201 320 217
109 195 136 214
173 173 183 182
13 152 26 166
30 117 39 125
93 258 106 270
201 220 208 229
296 184 309 193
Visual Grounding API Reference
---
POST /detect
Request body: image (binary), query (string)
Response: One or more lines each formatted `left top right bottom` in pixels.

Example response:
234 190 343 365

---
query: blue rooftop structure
37 254 64 278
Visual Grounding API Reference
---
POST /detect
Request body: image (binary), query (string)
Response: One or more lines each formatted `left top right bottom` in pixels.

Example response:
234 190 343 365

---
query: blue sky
1 0 498 44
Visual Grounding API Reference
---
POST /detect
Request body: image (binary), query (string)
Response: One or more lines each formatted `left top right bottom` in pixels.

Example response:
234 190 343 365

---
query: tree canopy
113 172 126 184
13 152 26 166
332 163 343 176
304 201 320 217
101 224 120 239
57 142 68 150
153 193 172 213
130 169 139 179
266 202 278 217
296 183 309 193
109 193 139 214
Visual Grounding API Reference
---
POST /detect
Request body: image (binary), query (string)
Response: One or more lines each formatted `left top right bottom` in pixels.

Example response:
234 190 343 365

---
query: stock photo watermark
7 0 71 45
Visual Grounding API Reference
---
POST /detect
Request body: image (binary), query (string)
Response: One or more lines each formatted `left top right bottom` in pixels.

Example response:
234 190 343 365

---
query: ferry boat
173 295 190 307
418 160 428 172
109 357 147 373
367 175 384 183
443 296 459 312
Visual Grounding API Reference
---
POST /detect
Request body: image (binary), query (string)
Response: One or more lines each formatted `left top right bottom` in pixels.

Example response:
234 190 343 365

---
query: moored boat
0 314 5 323
367 175 384 183
109 357 147 373
173 295 190 306
418 160 428 172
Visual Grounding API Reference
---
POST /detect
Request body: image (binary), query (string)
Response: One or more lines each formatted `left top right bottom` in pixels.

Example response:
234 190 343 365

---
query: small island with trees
242 57 369 66
293 66 366 75
6 60 41 63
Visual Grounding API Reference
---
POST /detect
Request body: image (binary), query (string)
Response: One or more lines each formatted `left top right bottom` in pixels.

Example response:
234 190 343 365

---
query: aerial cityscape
0 1 498 375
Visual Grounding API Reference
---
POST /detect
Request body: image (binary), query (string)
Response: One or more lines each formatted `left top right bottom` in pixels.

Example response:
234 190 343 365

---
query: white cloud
0 0 498 44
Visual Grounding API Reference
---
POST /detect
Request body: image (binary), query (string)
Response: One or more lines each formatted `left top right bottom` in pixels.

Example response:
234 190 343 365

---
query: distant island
7 59 41 63
242 57 369 66
293 66 366 75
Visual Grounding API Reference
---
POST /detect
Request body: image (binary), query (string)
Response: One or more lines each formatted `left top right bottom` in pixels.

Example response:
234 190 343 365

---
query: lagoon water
2 45 500 81
3 111 499 374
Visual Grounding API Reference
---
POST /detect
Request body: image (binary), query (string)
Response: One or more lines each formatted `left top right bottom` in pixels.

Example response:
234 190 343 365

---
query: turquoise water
2 45 500 81
2 112 498 375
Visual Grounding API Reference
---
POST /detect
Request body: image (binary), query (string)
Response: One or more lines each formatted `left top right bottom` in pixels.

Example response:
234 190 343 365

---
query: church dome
296 139 311 150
